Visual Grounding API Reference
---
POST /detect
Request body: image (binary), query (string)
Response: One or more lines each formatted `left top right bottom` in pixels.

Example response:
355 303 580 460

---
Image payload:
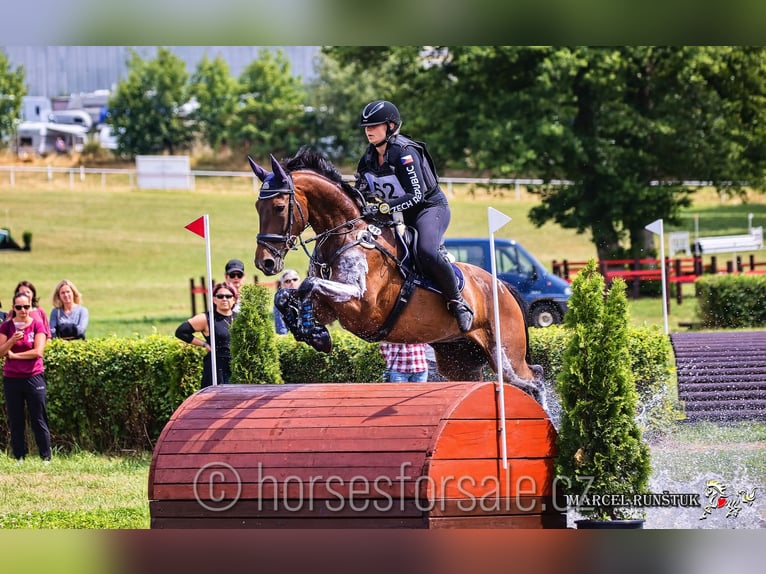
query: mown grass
0 451 150 529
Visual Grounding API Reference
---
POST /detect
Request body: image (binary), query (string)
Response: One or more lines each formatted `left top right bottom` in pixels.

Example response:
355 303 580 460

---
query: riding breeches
411 204 461 301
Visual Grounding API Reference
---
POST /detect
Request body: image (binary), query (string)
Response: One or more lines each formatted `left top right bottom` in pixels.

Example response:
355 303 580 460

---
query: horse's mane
283 146 344 184
283 146 362 204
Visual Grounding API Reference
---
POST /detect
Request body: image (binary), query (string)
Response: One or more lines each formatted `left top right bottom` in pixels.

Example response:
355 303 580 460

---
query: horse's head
249 154 306 275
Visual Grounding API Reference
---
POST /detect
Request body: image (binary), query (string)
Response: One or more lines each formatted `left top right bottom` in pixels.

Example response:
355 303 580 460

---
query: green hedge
695 274 766 328
0 324 675 454
0 335 202 453
529 324 677 437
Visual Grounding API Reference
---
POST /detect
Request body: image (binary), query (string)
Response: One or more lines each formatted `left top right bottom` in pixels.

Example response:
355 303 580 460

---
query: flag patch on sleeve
400 154 414 165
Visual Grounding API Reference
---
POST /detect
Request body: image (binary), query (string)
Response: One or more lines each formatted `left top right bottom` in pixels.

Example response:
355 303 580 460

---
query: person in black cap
224 259 245 312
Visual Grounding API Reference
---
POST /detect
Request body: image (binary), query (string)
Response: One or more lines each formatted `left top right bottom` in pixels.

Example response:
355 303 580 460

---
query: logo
400 154 414 165
362 101 385 120
193 462 242 512
700 479 758 520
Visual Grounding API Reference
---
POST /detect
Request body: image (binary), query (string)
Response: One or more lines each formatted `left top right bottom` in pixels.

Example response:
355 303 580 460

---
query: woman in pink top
0 291 51 461
14 280 50 339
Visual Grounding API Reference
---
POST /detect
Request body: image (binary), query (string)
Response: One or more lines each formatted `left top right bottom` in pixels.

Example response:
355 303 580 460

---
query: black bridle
255 174 308 259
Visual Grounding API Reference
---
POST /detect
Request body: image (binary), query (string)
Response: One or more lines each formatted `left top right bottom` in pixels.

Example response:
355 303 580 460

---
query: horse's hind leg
480 328 547 410
431 341 487 381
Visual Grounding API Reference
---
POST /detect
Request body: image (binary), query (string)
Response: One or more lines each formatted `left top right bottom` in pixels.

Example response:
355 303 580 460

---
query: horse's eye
275 205 286 214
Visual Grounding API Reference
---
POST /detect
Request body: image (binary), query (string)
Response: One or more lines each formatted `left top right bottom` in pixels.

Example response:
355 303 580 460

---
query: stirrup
448 299 474 332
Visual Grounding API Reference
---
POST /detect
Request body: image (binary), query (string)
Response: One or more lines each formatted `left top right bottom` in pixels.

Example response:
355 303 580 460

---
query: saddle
394 225 465 294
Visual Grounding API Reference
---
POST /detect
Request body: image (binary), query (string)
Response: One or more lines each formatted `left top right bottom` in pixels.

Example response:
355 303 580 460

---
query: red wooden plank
432 419 557 459
161 424 433 443
169 404 453 420
165 415 442 430
426 458 555 497
150 498 427 519
152 451 426 470
151 516 428 528
150 479 426 501
157 437 432 455
447 383 550 420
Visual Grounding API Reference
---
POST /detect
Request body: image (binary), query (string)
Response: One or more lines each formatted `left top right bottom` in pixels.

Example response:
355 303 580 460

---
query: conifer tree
229 284 283 384
555 259 651 520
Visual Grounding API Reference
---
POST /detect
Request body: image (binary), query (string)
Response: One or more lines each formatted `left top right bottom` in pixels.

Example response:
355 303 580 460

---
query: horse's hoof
310 328 333 353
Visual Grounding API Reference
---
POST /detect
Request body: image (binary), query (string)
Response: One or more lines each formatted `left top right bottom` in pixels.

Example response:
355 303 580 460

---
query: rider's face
364 123 388 146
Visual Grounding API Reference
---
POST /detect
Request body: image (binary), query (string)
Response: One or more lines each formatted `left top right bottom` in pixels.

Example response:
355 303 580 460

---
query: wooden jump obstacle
148 382 565 528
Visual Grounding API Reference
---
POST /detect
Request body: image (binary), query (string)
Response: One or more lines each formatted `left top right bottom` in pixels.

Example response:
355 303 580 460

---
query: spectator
425 344 447 382
55 136 67 154
175 282 237 388
14 281 50 338
0 296 6 323
224 259 246 312
0 291 51 461
379 342 429 382
274 269 301 335
50 279 89 340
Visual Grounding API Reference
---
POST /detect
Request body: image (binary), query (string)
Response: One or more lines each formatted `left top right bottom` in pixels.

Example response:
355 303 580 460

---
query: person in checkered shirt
379 342 429 382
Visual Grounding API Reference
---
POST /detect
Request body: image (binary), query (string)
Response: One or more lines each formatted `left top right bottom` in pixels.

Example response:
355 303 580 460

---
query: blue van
443 237 571 327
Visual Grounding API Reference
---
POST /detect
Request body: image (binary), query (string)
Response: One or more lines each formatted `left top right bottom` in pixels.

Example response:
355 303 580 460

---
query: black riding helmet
359 100 401 147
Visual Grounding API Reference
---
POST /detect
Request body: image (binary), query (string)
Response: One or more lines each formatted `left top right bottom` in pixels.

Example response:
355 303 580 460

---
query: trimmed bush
529 324 676 438
554 260 651 521
0 335 202 453
695 274 766 328
229 283 282 384
277 330 385 384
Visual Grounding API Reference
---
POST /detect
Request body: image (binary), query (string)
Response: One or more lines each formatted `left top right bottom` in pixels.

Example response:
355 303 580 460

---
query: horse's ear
270 154 290 184
247 156 269 182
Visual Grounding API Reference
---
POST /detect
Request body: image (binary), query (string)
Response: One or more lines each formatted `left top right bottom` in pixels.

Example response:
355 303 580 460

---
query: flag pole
203 215 218 386
488 207 512 470
645 218 669 335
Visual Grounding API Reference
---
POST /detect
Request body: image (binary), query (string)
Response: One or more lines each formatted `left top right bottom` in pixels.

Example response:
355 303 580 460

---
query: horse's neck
299 179 359 236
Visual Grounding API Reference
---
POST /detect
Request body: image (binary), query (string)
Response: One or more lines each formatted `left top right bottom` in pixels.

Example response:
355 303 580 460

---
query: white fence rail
0 164 717 198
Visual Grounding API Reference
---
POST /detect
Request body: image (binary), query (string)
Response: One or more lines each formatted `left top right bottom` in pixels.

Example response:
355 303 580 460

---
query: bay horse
249 148 545 403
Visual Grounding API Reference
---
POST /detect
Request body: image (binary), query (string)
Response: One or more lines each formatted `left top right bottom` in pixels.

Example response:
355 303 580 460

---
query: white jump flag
488 207 512 469
645 218 669 335
185 214 218 385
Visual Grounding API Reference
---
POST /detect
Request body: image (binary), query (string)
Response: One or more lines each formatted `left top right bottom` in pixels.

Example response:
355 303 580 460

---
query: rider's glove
361 203 380 218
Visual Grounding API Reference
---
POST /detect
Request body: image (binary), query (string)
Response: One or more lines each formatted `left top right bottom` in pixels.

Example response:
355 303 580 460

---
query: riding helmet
359 100 401 129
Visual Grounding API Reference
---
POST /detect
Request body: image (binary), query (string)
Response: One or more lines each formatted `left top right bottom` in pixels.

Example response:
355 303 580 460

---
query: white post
488 207 512 469
203 215 218 386
645 219 669 334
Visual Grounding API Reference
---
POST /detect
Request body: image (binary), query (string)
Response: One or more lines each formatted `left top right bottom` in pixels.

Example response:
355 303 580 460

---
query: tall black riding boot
447 295 474 332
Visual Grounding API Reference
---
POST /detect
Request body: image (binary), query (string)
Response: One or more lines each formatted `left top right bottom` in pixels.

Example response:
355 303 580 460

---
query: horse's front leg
280 276 363 354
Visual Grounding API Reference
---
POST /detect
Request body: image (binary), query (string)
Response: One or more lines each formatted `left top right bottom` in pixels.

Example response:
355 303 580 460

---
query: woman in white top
50 279 89 340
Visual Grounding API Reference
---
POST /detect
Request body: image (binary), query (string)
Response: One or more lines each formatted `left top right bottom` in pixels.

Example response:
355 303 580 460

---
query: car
443 237 571 327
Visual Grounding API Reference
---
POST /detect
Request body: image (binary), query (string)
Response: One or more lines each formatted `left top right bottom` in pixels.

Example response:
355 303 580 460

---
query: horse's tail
503 281 533 365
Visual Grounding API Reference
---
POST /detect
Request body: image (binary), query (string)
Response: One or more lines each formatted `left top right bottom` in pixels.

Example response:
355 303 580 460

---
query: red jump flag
185 215 206 238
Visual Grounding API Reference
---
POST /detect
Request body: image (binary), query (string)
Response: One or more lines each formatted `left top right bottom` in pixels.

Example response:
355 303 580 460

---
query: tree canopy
108 47 194 158
321 46 766 258
0 50 25 145
101 46 766 257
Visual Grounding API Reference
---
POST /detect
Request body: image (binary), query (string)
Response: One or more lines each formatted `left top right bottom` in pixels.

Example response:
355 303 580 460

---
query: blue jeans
386 370 428 382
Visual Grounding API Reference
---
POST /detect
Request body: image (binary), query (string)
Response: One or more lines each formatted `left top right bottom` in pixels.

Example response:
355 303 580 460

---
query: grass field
3 170 765 337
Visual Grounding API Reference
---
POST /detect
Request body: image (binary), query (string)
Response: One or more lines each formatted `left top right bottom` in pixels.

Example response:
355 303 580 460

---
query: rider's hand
361 203 379 218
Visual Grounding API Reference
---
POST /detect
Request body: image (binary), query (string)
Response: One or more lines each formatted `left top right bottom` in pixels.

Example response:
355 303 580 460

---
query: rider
355 100 474 332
